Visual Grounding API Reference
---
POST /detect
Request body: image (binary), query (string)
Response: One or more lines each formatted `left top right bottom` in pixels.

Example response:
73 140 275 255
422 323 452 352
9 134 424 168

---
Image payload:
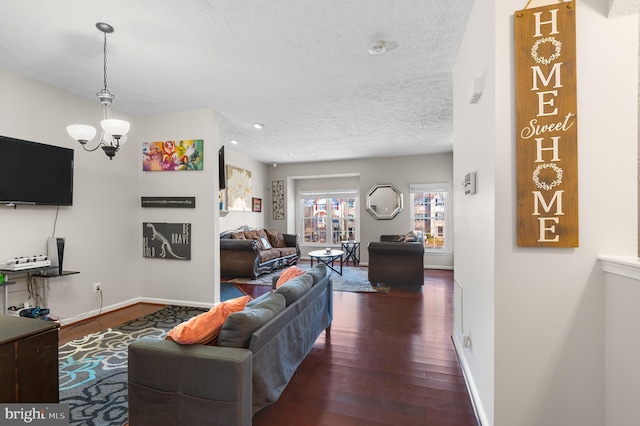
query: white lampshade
101 119 130 137
66 124 97 142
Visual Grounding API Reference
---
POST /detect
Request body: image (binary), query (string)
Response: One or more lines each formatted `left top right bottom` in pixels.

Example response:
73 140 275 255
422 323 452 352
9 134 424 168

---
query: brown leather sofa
368 233 425 288
220 226 300 279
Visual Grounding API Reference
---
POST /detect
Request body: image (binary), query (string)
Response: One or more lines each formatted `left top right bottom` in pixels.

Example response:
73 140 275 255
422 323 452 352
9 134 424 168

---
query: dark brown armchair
368 234 425 288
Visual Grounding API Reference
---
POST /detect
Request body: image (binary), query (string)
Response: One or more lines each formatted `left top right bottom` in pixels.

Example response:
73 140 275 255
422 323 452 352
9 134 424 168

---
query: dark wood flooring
58 266 478 426
58 302 165 345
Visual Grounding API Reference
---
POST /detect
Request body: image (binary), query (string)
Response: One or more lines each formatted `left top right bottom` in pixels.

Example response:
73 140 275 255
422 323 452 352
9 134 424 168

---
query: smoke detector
368 40 397 56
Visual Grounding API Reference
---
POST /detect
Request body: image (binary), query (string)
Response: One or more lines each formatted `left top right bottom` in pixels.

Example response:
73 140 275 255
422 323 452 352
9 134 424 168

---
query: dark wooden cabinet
0 315 59 402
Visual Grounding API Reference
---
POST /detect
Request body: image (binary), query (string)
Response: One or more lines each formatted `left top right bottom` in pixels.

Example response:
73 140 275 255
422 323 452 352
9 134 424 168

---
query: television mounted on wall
218 146 226 190
0 135 74 206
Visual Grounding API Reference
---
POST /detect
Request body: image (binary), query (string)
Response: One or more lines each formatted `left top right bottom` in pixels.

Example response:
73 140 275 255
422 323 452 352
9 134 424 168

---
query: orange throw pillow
166 295 250 345
275 266 305 288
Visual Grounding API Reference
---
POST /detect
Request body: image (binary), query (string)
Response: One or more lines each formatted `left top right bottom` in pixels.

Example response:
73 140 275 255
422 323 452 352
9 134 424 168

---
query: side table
341 241 360 265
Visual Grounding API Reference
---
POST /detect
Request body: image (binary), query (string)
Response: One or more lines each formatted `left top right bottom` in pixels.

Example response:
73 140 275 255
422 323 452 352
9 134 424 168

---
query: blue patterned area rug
220 282 247 300
229 264 391 294
59 305 207 426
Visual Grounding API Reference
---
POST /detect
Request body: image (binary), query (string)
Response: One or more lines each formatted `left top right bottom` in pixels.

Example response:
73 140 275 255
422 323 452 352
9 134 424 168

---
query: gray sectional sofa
127 264 332 426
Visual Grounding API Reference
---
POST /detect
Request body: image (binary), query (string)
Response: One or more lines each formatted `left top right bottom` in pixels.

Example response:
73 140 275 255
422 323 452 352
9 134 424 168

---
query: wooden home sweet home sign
515 1 578 247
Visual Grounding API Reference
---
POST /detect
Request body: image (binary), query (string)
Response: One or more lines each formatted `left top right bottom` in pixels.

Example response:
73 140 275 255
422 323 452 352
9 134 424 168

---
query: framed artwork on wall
142 140 203 171
226 165 252 211
252 197 262 212
141 197 196 208
142 222 191 260
272 180 284 220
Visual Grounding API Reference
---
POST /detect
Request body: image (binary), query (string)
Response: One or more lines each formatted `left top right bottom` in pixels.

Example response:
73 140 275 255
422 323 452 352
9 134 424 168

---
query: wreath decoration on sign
531 36 562 65
532 163 563 191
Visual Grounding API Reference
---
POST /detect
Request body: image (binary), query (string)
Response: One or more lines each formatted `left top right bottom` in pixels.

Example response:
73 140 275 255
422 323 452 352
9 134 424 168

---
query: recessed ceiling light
252 123 264 129
230 140 239 145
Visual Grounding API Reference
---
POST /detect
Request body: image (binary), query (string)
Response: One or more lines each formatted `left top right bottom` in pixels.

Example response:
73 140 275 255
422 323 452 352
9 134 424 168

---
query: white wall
219 146 268 232
266 153 454 268
453 1 638 425
136 109 220 305
0 68 140 320
452 0 496 422
600 259 640 426
0 68 226 314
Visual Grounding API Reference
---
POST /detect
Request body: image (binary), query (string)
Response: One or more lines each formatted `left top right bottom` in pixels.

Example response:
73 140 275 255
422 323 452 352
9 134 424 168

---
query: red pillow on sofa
166 295 250 345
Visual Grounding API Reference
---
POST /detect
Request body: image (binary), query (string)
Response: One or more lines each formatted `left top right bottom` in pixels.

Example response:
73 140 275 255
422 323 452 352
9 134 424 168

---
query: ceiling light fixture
252 123 264 130
66 22 130 160
230 140 239 145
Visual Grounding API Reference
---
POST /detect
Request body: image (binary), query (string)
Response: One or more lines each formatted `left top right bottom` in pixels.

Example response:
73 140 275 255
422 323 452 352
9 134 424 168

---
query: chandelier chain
67 22 130 160
103 30 108 91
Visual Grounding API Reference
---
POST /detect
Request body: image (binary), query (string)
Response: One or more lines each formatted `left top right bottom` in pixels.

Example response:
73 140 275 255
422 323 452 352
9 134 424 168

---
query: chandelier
66 22 130 160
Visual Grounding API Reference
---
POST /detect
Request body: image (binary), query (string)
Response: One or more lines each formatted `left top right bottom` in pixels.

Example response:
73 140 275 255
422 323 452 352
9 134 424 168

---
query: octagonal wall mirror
366 184 403 220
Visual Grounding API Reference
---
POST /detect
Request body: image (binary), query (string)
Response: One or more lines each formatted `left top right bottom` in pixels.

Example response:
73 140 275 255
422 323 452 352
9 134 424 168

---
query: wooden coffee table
309 249 344 275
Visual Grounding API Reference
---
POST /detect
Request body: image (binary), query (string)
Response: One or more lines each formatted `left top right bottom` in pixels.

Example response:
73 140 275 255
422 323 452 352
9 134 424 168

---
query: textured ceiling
608 0 640 17
0 0 473 164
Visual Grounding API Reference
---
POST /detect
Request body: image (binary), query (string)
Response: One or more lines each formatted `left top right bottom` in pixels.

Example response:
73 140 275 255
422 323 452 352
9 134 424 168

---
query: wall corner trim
452 333 489 426
598 255 640 281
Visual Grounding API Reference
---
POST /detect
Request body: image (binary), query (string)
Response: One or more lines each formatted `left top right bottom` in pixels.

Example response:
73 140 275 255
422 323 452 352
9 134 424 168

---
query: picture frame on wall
142 140 203 171
252 197 262 212
226 165 252 211
142 222 191 260
272 180 284 220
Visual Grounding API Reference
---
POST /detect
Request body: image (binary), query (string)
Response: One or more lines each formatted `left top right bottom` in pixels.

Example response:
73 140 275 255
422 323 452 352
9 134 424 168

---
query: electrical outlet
463 333 472 348
93 282 102 293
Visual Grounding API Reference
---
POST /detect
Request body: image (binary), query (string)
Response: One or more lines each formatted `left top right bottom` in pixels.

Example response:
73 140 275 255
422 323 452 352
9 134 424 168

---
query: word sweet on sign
515 1 578 247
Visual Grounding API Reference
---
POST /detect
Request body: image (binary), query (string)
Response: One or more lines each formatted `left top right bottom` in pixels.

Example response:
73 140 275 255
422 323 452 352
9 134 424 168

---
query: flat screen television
0 135 74 206
218 146 226 190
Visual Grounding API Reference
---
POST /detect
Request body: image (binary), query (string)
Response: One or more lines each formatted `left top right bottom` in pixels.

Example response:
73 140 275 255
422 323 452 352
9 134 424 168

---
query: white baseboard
58 297 143 325
452 331 490 426
58 297 215 325
138 297 215 309
425 264 454 270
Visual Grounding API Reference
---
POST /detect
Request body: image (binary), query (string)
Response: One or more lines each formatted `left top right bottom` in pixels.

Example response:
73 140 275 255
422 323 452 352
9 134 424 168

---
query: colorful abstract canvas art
143 140 203 171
